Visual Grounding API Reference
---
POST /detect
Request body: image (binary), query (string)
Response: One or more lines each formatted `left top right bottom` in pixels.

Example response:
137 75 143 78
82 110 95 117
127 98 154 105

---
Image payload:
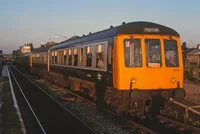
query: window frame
68 49 72 66
50 41 108 72
95 44 105 69
145 39 162 68
73 47 78 66
164 39 179 67
84 46 93 68
123 38 143 68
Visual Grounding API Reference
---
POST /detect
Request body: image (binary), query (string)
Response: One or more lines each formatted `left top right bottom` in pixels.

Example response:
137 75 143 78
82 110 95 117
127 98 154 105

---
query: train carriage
31 21 185 116
31 46 49 77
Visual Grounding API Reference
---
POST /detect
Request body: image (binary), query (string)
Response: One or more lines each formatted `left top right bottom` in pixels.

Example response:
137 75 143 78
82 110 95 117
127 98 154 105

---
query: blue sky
0 0 200 54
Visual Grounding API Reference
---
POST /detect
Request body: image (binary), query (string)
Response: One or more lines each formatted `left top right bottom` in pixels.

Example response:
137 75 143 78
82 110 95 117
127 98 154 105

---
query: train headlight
171 77 176 83
131 77 136 84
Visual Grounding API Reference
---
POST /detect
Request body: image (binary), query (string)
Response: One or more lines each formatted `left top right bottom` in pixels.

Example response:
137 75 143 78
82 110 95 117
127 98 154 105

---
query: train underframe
30 67 186 117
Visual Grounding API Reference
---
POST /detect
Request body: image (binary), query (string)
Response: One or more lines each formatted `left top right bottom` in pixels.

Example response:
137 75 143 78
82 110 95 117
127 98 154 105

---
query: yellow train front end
113 34 183 91
112 33 184 115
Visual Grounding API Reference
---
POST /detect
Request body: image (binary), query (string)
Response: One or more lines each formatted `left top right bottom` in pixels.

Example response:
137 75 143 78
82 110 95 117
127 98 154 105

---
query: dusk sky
0 0 200 54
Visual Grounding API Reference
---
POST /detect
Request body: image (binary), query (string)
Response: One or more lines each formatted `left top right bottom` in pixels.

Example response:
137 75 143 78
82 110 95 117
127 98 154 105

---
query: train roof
49 21 180 51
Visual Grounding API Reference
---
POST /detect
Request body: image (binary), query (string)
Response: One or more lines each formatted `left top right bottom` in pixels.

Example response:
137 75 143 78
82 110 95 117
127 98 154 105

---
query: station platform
0 65 25 134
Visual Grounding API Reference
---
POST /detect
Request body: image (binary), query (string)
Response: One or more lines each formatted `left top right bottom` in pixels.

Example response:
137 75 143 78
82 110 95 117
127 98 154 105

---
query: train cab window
64 50 67 65
95 44 105 68
124 39 142 67
145 39 161 67
73 48 78 66
164 40 179 67
79 48 83 66
85 46 92 67
68 49 72 65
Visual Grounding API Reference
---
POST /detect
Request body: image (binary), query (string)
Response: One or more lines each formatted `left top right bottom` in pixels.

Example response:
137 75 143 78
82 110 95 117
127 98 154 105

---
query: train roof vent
110 25 113 28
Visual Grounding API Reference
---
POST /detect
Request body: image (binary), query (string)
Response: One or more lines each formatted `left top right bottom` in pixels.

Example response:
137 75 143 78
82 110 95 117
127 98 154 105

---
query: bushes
184 69 195 81
184 67 200 82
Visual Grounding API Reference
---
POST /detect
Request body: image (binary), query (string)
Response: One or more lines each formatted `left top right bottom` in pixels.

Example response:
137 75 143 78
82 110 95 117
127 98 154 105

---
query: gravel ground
34 79 141 134
184 82 200 104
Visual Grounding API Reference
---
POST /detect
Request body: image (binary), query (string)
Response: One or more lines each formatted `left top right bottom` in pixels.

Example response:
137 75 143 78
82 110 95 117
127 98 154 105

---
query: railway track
11 65 200 134
32 75 200 134
50 83 200 134
8 65 95 134
58 85 157 134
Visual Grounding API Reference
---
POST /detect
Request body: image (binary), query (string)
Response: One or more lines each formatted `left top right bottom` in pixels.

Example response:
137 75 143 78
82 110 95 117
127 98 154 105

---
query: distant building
46 41 57 47
187 44 200 66
20 43 33 54
0 54 12 61
3 54 12 61
198 44 200 49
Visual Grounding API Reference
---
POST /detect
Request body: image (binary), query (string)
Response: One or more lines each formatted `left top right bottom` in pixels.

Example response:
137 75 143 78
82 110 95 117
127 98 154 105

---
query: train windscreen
145 39 162 67
164 40 179 67
124 39 142 67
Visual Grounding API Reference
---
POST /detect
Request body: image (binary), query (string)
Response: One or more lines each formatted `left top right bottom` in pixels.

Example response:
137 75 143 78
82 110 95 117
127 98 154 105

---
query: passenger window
61 51 63 65
44 54 47 64
51 51 54 64
124 39 142 67
85 46 92 67
57 51 61 65
64 50 67 65
95 44 105 68
55 51 58 64
145 39 161 67
41 54 44 64
73 48 78 66
79 48 83 66
68 49 72 65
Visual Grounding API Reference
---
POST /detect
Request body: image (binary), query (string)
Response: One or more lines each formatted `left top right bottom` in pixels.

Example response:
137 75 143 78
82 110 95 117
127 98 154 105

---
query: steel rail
8 66 47 134
10 65 96 133
30 72 157 134
6 65 27 134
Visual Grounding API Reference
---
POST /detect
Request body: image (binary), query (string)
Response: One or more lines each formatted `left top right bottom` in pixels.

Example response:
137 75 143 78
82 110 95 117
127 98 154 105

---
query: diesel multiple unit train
15 21 185 116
